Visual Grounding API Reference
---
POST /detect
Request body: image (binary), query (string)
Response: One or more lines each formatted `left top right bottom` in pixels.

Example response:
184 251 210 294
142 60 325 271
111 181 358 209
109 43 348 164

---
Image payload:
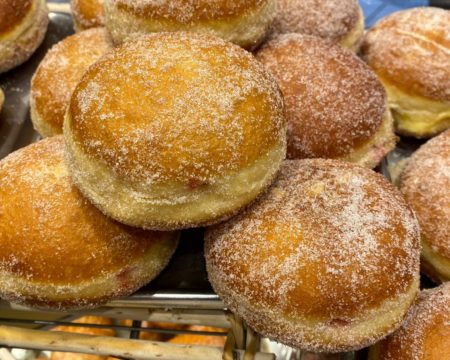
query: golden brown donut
361 7 450 138
369 283 450 360
104 0 277 49
271 0 365 51
400 130 450 283
0 0 48 74
64 32 286 231
205 159 421 353
70 0 105 31
30 28 113 137
0 136 179 311
256 34 396 168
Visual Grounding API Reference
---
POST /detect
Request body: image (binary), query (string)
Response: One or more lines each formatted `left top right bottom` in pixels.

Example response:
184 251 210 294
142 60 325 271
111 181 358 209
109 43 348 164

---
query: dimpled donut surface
64 32 286 231
104 0 277 49
205 159 421 353
0 136 179 311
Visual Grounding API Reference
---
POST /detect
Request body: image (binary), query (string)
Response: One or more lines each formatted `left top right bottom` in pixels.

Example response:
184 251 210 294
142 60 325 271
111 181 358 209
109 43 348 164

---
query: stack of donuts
0 0 449 357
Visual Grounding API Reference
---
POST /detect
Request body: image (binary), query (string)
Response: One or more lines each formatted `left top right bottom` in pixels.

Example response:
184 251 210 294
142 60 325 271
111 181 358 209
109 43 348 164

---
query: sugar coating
0 136 178 310
361 7 450 101
110 0 269 22
205 159 421 351
271 0 360 41
400 129 450 259
67 32 285 186
373 283 450 359
256 34 387 159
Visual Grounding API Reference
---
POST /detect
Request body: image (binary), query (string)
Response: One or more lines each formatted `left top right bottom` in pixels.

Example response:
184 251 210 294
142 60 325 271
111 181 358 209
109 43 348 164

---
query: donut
256 34 396 168
0 136 179 311
270 0 365 51
0 88 4 112
0 0 49 74
64 32 286 231
30 28 113 137
400 130 450 283
369 283 450 360
361 7 450 138
70 0 105 31
205 159 421 352
103 0 277 49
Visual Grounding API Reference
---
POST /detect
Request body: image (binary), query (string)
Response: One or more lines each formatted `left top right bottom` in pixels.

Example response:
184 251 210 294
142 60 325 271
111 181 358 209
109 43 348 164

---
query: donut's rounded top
271 0 361 41
400 130 450 259
206 159 420 321
31 28 113 134
0 0 32 35
374 283 450 360
71 0 105 29
0 136 172 285
67 32 285 185
256 34 386 159
112 0 270 22
361 7 450 101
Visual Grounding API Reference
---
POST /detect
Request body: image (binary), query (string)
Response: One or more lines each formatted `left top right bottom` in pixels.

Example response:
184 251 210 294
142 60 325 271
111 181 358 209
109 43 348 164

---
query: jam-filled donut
0 136 179 310
205 159 421 352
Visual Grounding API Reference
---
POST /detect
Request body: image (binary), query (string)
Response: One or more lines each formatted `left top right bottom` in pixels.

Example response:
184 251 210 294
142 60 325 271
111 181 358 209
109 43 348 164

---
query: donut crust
70 0 105 31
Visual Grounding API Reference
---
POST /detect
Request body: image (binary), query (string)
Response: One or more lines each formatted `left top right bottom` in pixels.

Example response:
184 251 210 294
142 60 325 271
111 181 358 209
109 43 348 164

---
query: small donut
64 32 286 231
271 0 365 51
205 159 421 353
0 136 179 311
256 34 396 168
103 0 277 49
361 7 450 138
400 130 450 283
70 0 105 31
369 283 450 360
30 28 113 137
0 0 49 74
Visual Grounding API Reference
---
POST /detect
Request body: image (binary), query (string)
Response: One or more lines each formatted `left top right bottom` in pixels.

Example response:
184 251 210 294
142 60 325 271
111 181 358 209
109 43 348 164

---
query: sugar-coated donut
256 34 396 168
400 130 450 283
0 0 48 74
70 0 105 31
104 0 277 49
369 283 450 360
271 0 365 51
361 7 450 138
0 136 179 311
31 28 113 137
64 32 286 231
205 159 421 353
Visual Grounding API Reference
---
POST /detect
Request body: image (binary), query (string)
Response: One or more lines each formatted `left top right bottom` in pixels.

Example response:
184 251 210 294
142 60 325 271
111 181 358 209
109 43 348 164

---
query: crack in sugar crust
31 28 113 134
112 0 270 22
0 0 32 35
205 159 420 322
71 0 105 29
270 0 360 41
256 34 386 159
400 129 450 260
361 7 450 102
0 136 176 284
374 283 450 360
68 32 285 185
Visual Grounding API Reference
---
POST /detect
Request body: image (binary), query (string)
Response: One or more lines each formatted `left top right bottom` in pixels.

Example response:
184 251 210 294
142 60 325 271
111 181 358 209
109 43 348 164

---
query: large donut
361 7 450 138
70 0 105 31
205 159 421 352
64 32 286 231
400 129 450 283
256 34 396 168
0 0 49 74
369 283 450 360
30 28 113 137
0 136 179 311
103 0 277 49
271 0 365 51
